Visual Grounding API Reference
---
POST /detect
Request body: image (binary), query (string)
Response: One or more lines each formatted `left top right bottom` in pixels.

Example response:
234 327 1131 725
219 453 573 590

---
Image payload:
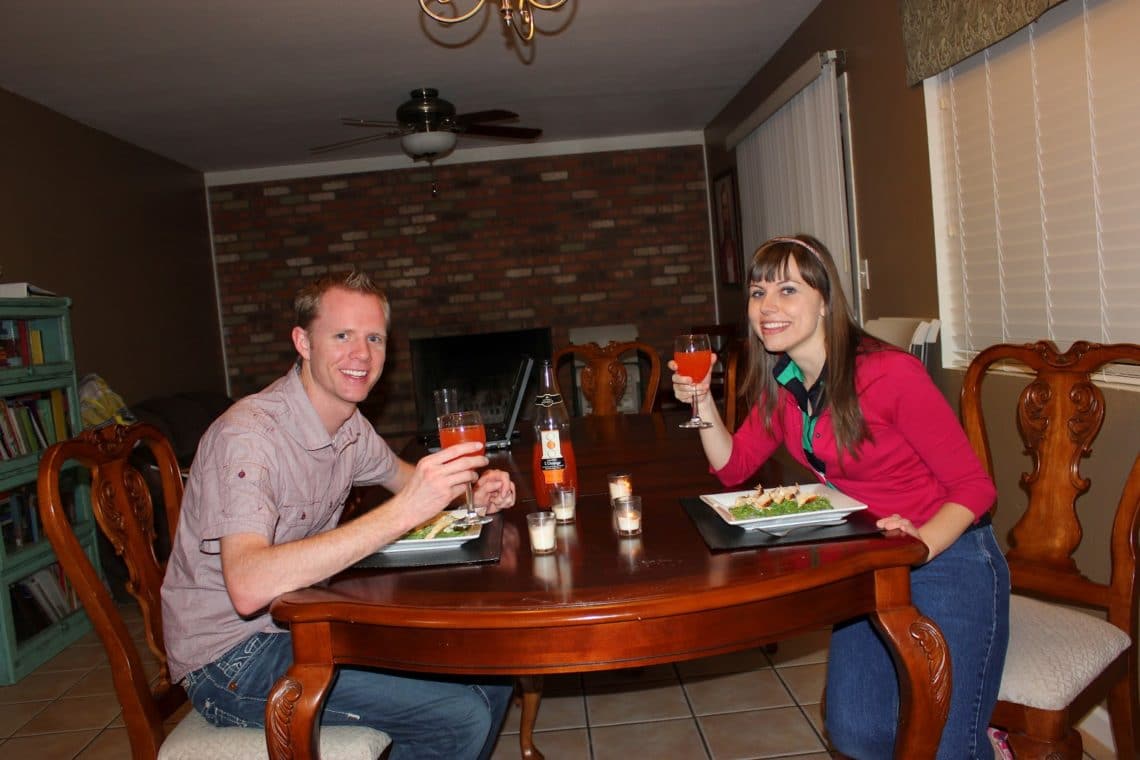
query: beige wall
1 88 225 404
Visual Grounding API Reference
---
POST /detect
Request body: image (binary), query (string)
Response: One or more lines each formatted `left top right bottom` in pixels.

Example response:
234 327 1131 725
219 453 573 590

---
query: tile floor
0 604 1118 759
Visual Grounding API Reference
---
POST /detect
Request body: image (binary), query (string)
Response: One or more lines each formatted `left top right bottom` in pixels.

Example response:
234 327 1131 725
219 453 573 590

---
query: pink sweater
714 348 995 526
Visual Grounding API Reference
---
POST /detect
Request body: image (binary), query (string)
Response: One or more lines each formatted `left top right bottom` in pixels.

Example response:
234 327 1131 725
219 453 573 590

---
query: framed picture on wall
713 170 743 285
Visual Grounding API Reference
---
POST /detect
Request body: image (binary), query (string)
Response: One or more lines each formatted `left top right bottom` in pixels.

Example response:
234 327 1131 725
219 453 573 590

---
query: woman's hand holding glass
674 333 715 429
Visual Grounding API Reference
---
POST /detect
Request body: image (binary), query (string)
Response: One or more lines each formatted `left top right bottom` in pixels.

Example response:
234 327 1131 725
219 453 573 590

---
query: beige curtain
898 0 1068 85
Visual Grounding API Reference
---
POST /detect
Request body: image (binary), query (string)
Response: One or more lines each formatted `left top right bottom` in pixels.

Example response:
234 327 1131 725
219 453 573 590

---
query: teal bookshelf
0 296 94 684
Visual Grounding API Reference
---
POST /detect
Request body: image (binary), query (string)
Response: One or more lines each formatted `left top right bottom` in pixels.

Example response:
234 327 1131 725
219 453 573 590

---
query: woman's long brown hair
739 234 881 457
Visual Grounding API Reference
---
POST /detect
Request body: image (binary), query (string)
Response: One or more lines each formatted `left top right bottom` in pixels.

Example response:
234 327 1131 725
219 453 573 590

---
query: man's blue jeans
824 521 1010 759
183 631 512 760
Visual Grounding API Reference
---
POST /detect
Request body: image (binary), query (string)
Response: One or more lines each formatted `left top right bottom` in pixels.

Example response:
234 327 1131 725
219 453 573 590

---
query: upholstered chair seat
999 594 1131 710
158 710 389 759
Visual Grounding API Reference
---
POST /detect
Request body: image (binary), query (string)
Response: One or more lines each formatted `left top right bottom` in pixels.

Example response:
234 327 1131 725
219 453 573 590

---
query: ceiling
2 1 821 175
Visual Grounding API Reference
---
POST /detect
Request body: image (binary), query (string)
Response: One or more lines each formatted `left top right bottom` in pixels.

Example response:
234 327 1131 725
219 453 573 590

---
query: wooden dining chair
961 341 1140 759
691 322 745 405
553 340 661 415
722 338 748 433
37 423 390 760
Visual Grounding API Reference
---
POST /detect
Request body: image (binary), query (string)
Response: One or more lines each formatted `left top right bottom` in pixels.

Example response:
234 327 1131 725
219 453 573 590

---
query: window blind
735 53 857 307
924 0 1140 380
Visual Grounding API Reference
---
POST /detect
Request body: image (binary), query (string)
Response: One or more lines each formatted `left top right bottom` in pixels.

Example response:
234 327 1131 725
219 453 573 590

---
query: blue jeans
824 521 1010 759
183 632 512 760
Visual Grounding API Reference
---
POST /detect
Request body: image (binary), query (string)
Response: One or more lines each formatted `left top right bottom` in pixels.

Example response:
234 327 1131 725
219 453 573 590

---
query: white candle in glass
613 495 642 536
616 512 641 532
607 472 633 503
550 485 576 523
527 512 556 554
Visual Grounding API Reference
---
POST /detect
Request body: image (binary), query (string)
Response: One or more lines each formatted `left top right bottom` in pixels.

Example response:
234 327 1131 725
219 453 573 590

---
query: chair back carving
38 423 185 759
962 341 1140 592
961 340 1140 757
553 341 662 416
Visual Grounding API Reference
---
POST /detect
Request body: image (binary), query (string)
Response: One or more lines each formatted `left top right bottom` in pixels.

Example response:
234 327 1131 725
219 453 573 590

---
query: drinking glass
549 484 576 524
433 387 460 423
613 495 643 536
526 512 557 555
438 410 491 527
674 333 714 429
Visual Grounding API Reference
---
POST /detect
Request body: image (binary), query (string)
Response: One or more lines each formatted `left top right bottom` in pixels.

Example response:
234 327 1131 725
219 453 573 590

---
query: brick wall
209 145 715 434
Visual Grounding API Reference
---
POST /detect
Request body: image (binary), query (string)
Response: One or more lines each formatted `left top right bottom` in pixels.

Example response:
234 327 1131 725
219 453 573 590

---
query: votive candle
527 512 556 554
613 495 642 537
550 484 576 524
607 472 633 503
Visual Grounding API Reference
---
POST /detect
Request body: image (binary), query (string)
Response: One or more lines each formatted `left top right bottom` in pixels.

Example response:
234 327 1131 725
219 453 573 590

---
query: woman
673 234 1009 759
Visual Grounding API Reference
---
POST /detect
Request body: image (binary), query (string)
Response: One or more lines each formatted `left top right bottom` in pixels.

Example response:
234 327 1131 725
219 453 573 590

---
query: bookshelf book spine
49 389 69 441
16 321 30 367
20 577 62 622
20 400 48 450
35 398 57 445
3 402 27 456
28 329 45 365
13 404 41 452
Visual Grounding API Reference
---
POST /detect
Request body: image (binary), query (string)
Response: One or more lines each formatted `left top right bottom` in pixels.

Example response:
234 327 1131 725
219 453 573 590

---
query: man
161 270 516 759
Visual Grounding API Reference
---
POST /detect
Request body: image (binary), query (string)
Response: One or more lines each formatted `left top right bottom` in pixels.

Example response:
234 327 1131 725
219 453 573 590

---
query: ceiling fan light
400 130 457 159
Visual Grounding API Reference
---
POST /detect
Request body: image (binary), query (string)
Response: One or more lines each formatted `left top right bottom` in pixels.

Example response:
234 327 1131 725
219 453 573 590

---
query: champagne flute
438 410 492 527
675 333 714 429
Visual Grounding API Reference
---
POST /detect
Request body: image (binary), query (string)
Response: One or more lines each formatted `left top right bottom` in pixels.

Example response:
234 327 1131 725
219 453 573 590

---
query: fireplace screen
409 327 552 434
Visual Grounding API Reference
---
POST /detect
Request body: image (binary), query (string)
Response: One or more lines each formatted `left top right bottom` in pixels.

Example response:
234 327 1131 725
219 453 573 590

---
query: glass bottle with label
531 359 578 508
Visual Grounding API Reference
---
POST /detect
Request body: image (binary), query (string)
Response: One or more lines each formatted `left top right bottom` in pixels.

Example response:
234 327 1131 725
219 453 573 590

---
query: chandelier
419 0 568 41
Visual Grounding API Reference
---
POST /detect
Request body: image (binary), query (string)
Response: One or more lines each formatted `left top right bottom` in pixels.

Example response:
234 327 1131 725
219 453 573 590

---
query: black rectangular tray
682 497 881 551
352 514 503 570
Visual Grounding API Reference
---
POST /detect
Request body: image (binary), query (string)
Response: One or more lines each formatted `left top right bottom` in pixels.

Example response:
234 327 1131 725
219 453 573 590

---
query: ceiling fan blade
341 117 401 129
310 131 396 155
454 109 519 126
461 124 542 140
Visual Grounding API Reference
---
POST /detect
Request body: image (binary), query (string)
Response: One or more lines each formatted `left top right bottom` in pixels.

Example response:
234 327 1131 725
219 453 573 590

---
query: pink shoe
988 727 1014 759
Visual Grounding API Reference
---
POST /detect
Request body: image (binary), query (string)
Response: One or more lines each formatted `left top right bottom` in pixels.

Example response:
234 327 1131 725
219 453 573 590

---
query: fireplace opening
409 327 553 434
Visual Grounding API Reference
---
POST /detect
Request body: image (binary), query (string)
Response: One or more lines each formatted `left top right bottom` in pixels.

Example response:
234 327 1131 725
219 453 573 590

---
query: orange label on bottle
539 430 566 484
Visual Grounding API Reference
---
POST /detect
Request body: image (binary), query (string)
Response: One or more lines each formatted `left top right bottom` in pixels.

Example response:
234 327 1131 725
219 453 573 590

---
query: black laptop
420 356 534 451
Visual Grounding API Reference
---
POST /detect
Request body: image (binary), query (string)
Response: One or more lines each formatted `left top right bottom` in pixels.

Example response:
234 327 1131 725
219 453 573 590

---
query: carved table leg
516 675 545 760
872 567 952 760
266 663 335 760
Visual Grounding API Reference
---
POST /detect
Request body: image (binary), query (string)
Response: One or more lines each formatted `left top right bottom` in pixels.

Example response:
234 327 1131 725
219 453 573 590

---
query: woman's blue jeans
183 631 512 760
824 522 1010 759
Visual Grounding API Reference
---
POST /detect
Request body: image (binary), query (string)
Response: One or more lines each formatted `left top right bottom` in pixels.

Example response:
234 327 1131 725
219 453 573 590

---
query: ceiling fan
310 88 542 160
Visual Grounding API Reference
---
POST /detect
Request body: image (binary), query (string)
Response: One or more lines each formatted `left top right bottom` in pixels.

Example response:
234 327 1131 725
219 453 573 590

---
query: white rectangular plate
379 511 482 553
699 484 868 536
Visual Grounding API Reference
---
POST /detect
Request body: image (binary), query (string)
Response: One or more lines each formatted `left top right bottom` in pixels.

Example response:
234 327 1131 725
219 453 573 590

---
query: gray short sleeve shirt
161 368 398 683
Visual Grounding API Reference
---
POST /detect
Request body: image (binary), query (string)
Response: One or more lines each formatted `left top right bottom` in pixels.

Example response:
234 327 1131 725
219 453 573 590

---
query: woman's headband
764 236 828 264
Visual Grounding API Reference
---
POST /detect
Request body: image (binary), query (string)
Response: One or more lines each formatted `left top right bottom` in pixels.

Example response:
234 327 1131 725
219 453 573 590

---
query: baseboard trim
1079 706 1113 753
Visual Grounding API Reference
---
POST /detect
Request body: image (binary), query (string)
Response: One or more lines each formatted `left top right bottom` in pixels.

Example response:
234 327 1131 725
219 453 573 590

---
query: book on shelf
20 568 69 622
0 491 35 550
28 329 44 365
19 400 48 450
34 397 57 445
0 282 56 298
8 402 39 454
49 388 69 442
2 402 27 456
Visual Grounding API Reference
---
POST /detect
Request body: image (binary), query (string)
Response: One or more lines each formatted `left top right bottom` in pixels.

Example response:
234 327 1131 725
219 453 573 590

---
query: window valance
899 0 1067 85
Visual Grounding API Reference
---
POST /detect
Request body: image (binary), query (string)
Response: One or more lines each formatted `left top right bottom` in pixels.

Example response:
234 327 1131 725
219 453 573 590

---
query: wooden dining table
265 411 950 759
